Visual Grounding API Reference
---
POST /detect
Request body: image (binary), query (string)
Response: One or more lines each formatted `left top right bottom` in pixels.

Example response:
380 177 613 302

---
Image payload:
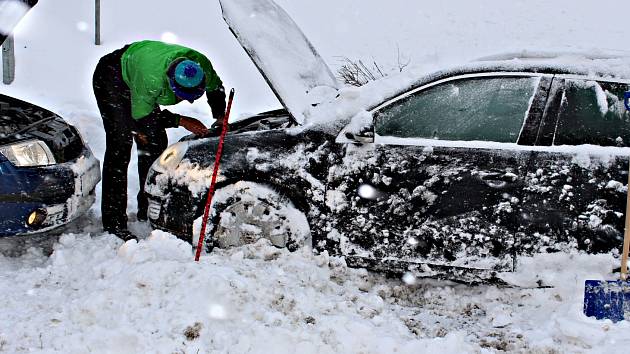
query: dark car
145 0 630 282
0 1 101 238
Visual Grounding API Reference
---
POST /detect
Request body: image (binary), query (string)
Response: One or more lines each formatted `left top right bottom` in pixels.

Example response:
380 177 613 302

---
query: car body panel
326 143 531 274
0 146 100 237
518 76 630 255
146 127 335 243
519 149 628 255
219 0 339 125
324 73 548 276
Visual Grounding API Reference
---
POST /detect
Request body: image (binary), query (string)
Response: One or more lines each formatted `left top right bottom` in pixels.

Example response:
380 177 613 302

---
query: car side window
553 80 630 147
375 76 540 143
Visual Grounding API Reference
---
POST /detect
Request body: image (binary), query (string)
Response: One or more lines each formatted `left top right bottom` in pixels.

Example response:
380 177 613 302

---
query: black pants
93 46 168 231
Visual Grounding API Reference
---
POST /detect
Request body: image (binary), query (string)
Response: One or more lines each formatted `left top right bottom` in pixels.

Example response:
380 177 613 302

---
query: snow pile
2 232 630 352
0 233 478 353
118 230 192 263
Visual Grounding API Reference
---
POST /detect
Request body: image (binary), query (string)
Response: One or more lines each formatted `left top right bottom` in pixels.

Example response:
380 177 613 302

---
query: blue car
0 0 100 238
0 94 100 237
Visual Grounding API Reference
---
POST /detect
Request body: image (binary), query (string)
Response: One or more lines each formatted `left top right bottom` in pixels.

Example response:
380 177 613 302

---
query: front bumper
146 186 201 241
0 147 101 237
145 168 204 241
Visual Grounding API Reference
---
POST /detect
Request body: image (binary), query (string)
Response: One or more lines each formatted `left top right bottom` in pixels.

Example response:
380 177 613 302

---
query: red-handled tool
195 88 235 261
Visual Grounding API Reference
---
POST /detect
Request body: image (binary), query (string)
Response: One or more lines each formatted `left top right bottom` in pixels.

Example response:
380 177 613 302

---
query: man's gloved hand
179 116 209 136
134 132 149 145
207 87 226 127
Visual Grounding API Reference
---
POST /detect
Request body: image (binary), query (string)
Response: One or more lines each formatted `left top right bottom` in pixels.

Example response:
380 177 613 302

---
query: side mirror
345 127 374 144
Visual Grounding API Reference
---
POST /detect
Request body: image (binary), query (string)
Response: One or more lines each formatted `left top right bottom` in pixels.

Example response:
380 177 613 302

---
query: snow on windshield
220 0 339 125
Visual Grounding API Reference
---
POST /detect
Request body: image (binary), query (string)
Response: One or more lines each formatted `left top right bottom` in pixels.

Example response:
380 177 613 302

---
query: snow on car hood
219 0 340 125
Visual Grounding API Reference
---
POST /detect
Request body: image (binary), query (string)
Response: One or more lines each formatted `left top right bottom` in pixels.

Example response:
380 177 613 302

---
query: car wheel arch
194 175 312 214
195 178 315 251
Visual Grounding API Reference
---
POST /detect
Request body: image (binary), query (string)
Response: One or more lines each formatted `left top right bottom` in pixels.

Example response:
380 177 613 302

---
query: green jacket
121 40 223 120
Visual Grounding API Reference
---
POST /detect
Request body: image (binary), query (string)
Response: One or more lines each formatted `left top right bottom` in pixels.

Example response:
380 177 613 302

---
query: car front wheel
195 181 311 252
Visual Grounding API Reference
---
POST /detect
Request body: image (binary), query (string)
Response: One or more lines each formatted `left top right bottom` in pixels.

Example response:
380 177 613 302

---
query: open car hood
0 93 61 143
219 0 340 125
0 0 38 46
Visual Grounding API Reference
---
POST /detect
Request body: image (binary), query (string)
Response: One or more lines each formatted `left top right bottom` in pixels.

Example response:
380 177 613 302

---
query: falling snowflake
76 21 88 32
402 272 417 285
357 184 377 199
161 31 178 43
208 304 228 320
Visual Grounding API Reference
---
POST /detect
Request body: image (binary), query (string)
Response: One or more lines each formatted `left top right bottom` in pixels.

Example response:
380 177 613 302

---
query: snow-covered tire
195 182 311 251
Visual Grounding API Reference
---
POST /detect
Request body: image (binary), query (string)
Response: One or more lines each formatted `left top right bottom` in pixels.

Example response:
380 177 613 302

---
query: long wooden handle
621 159 630 280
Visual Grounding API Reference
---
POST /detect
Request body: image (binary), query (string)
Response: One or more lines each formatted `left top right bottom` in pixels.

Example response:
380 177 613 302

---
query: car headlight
152 141 189 172
0 139 56 167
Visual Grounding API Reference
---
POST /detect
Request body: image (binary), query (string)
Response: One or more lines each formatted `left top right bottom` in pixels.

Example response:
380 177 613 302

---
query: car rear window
375 76 540 143
553 79 630 147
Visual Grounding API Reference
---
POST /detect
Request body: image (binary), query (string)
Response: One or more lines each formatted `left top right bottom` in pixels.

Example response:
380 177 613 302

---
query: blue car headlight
0 139 56 167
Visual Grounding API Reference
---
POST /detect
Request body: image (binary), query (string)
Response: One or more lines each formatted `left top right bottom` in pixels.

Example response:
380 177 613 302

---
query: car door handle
477 171 519 189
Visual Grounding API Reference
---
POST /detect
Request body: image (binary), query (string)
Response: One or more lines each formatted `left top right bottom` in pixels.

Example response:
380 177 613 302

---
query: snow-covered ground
1 0 630 352
2 231 628 353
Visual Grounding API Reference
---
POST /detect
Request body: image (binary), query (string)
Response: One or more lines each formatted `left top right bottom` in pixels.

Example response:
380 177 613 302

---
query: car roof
475 50 630 62
428 54 630 84
472 50 630 78
370 51 630 109
304 51 630 132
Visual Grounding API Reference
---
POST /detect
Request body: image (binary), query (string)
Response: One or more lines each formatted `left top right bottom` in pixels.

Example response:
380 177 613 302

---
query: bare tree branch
396 44 411 73
335 50 410 87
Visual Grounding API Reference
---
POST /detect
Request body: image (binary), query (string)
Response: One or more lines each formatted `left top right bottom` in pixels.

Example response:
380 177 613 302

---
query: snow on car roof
300 52 630 133
475 49 630 63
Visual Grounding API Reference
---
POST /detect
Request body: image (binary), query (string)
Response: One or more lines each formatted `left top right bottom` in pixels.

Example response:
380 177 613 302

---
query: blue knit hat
168 58 206 102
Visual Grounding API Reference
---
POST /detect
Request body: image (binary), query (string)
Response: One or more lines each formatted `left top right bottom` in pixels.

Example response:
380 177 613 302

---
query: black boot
136 210 148 222
105 227 137 242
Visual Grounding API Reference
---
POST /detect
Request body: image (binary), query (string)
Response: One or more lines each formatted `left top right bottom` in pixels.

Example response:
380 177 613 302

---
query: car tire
197 181 311 252
0 233 58 257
